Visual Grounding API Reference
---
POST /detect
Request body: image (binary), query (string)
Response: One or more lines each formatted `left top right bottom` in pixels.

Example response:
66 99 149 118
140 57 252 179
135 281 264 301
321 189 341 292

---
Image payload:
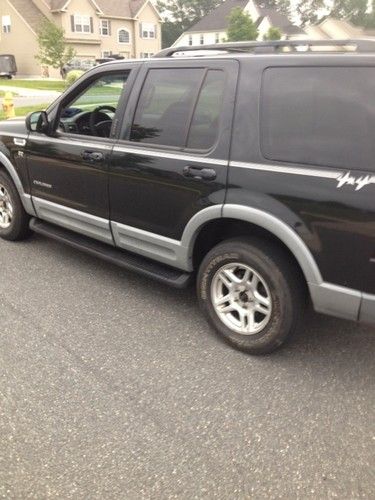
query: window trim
2 15 11 33
99 19 110 36
118 28 131 44
140 22 156 39
74 14 91 34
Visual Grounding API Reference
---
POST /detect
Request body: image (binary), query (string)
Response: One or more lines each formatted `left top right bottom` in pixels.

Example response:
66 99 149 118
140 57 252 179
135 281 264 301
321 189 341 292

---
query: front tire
0 170 31 241
197 237 305 355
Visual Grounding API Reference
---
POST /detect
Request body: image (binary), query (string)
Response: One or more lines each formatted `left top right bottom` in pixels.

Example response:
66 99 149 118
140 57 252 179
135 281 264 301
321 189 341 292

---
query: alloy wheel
211 262 272 335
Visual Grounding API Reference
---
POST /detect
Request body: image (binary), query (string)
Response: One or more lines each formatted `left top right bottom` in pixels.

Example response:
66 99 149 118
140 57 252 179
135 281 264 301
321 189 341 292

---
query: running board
30 218 192 289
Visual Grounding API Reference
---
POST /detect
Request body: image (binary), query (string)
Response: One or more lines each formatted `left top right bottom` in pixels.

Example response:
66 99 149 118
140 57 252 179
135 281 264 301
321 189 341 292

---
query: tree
226 7 258 41
330 0 368 25
157 0 223 29
157 0 224 47
258 0 291 17
36 19 75 78
263 26 282 40
295 0 327 26
295 0 372 27
160 21 186 48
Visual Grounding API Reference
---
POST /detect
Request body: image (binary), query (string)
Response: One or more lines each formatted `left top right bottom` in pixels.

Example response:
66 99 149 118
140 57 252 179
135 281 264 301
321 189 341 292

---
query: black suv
0 40 374 354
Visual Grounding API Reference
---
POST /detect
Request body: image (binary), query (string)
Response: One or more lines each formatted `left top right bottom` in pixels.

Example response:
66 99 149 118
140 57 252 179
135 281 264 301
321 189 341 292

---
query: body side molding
33 197 113 244
0 151 36 216
112 205 223 271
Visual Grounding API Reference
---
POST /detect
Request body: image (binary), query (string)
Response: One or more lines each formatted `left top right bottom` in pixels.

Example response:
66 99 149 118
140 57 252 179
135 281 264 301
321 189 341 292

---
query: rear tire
197 237 305 355
0 170 31 241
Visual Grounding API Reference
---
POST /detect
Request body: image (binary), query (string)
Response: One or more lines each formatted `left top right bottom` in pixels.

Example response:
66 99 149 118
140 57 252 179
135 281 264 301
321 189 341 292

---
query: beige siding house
173 0 304 48
0 0 162 77
305 17 375 41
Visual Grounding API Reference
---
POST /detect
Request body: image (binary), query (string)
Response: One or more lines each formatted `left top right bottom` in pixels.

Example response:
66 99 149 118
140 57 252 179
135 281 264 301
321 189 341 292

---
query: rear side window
130 68 225 150
261 67 375 171
187 70 226 150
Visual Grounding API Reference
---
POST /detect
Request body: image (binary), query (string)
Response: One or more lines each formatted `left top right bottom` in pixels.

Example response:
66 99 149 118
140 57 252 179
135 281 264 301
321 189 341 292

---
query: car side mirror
26 111 50 134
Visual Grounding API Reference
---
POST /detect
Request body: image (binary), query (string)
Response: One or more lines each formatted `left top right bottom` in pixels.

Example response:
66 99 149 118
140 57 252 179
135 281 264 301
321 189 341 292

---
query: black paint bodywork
0 54 374 294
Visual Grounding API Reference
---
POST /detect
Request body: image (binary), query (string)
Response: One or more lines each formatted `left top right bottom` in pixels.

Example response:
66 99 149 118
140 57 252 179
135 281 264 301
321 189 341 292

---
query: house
172 0 305 48
0 0 162 77
306 17 375 41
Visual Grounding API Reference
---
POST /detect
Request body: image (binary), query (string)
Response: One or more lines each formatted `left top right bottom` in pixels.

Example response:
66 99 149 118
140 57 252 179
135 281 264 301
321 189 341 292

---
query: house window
200 34 204 45
99 19 110 36
2 15 11 34
118 29 130 44
215 33 220 44
140 52 154 59
73 14 91 33
188 34 193 46
140 22 156 39
102 51 112 58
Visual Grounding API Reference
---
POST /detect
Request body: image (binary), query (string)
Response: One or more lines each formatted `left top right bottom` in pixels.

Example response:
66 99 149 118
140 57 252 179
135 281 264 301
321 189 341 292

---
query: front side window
59 72 129 138
2 15 11 33
74 14 91 33
261 67 375 171
118 29 130 44
129 68 225 150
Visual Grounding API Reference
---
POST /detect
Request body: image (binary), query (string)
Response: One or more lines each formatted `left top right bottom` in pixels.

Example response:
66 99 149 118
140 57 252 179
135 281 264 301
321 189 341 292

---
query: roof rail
155 39 375 58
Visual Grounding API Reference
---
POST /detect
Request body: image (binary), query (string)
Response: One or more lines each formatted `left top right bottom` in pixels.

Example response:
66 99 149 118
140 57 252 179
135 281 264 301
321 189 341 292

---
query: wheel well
192 218 307 285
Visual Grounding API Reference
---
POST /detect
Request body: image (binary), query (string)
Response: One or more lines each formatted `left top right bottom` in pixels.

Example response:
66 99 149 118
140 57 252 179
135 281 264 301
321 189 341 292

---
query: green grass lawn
0 79 65 92
0 90 19 97
0 103 49 121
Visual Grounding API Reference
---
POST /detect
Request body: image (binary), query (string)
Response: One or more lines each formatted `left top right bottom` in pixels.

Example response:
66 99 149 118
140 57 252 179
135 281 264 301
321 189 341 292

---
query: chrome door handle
81 151 104 162
183 166 217 181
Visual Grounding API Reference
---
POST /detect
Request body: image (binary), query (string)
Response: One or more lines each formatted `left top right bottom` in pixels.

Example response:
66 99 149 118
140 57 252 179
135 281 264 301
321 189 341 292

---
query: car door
108 59 238 266
26 67 137 243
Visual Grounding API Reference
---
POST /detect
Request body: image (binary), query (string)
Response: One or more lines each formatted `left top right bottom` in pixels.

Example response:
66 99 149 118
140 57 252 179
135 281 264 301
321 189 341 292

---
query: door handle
183 166 217 181
81 151 104 162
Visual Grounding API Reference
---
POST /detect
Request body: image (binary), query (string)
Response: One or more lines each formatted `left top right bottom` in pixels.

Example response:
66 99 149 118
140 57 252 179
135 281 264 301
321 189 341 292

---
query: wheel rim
211 262 273 336
0 183 13 229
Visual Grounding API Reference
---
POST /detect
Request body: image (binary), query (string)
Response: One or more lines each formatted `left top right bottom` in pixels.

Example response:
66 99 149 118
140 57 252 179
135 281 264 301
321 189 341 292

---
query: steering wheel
89 105 116 137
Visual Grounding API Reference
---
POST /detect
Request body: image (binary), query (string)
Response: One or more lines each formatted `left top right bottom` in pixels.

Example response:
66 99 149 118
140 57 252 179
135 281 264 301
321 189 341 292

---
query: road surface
0 234 374 499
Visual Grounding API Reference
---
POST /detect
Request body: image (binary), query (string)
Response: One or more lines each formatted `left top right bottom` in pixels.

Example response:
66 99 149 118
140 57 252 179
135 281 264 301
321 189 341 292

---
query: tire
197 237 306 355
0 170 31 241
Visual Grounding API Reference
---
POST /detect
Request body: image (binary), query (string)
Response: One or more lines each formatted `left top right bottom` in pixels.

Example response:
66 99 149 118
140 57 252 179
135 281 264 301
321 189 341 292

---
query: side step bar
30 218 192 289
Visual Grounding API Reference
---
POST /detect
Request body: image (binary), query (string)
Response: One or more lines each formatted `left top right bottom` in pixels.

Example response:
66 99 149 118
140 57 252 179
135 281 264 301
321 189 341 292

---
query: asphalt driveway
0 234 374 499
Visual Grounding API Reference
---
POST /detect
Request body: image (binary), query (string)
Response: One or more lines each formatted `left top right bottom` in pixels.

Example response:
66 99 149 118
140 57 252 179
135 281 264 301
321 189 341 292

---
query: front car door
109 58 239 268
26 66 138 243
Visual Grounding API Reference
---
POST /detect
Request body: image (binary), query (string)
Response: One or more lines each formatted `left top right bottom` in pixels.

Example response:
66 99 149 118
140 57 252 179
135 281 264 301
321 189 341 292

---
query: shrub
66 70 84 87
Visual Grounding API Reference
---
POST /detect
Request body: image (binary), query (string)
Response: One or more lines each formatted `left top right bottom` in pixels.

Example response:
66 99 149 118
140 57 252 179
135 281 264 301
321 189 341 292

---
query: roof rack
155 39 375 58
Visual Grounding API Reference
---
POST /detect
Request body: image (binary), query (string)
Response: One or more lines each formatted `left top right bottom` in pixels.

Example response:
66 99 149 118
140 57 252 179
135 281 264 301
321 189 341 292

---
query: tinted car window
130 68 205 147
261 67 375 171
187 70 226 150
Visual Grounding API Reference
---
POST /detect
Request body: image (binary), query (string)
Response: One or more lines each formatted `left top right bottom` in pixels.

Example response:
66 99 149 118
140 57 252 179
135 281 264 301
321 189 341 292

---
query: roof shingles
8 0 46 32
47 0 149 18
187 0 303 35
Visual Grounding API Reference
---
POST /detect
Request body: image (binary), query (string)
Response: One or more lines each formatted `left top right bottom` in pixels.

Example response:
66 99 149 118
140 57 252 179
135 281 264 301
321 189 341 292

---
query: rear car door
108 58 238 263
